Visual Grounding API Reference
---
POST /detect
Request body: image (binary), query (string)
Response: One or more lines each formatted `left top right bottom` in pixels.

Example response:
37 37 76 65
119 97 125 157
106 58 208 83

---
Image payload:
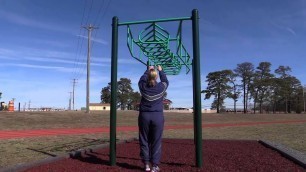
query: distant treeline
202 62 305 114
100 77 170 110
100 78 141 110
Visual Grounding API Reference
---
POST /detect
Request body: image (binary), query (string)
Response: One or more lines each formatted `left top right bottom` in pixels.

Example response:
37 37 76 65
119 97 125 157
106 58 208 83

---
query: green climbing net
127 21 191 75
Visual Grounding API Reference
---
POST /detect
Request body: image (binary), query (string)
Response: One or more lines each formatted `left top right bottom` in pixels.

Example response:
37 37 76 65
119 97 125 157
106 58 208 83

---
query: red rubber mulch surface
23 139 304 172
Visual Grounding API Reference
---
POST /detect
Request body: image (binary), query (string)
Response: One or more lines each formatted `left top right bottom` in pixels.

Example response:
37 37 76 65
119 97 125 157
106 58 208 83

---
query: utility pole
28 100 31 111
23 102 26 111
83 24 98 113
72 79 77 110
68 92 72 110
303 85 306 113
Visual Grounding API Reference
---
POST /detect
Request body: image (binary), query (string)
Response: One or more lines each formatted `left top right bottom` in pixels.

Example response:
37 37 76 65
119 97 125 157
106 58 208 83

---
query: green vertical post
191 9 203 168
192 59 197 145
110 16 119 166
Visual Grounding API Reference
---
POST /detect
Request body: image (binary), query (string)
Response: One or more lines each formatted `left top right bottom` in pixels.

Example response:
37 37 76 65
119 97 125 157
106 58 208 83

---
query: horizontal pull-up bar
118 17 191 26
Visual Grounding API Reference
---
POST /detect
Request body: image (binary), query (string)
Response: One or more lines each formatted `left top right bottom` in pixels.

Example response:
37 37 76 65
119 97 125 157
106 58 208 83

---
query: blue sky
0 0 305 110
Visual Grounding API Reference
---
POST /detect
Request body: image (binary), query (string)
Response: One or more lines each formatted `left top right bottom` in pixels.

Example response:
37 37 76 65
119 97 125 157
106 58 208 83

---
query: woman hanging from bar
138 65 169 172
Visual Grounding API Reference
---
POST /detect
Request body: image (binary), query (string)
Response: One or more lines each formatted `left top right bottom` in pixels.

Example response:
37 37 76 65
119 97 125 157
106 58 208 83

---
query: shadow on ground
20 139 305 172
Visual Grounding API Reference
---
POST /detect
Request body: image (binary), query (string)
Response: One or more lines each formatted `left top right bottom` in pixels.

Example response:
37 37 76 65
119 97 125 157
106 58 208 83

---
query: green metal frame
110 9 203 168
127 21 191 75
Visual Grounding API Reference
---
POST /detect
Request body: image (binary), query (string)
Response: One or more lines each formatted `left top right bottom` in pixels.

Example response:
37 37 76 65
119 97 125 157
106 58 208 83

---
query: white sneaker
151 165 160 172
144 163 151 172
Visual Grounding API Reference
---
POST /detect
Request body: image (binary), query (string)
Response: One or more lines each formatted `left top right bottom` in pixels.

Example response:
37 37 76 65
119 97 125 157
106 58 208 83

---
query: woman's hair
148 69 157 87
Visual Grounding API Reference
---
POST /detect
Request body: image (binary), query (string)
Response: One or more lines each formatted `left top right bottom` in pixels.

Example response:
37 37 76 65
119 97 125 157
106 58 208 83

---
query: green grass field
0 110 306 168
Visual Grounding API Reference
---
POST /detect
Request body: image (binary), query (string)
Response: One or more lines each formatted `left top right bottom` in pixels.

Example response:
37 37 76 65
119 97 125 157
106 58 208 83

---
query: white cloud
0 48 15 56
92 56 138 65
286 27 297 36
25 57 75 64
20 48 73 59
77 35 108 45
0 47 111 69
24 56 109 67
0 10 72 33
0 63 79 73
31 38 71 48
1 63 64 69
0 46 75 60
119 58 143 64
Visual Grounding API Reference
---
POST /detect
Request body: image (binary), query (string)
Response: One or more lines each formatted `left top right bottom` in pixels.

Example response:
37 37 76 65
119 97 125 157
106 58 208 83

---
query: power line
73 0 112 80
72 0 88 80
74 48 87 80
92 0 112 49
85 0 94 25
71 0 111 111
93 0 105 26
73 0 96 80
73 31 87 80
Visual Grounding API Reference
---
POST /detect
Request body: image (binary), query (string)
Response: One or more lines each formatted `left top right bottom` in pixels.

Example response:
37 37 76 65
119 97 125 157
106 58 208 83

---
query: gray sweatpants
138 111 164 165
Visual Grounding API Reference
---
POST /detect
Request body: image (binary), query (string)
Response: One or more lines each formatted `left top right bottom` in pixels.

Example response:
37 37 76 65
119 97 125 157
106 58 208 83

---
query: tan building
89 103 111 111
